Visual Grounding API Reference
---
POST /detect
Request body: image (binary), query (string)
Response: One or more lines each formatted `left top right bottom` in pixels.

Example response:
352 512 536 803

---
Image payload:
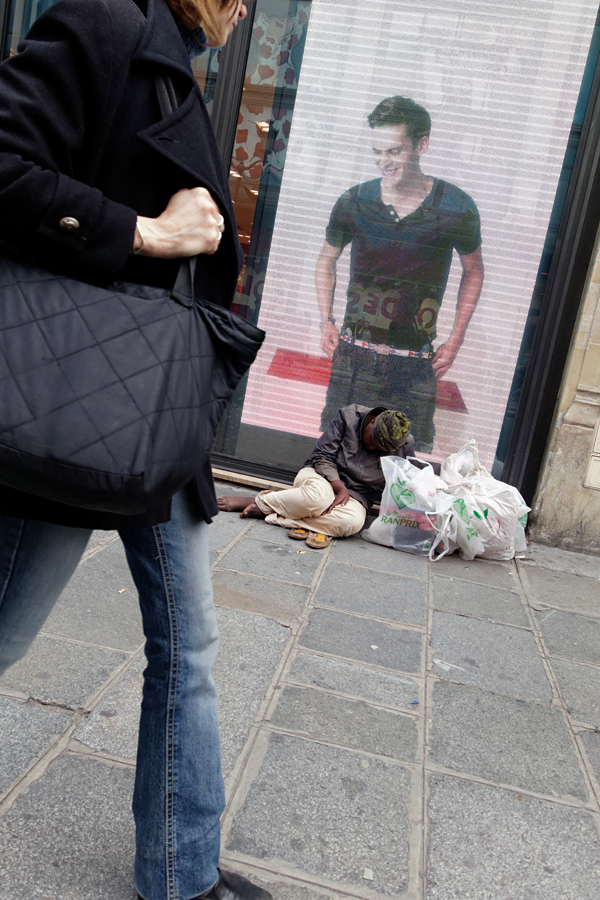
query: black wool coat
0 0 244 529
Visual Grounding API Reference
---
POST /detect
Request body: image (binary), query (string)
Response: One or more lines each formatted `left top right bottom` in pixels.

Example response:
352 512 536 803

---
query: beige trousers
256 467 366 537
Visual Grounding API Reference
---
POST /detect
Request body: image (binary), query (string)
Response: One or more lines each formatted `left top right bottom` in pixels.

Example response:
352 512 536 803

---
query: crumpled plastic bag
430 440 530 561
362 456 437 556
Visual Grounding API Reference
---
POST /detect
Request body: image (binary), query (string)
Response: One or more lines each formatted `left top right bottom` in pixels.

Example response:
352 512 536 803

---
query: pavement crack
25 697 80 714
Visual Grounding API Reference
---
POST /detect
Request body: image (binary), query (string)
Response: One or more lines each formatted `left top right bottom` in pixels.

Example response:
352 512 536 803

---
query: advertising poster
240 0 598 469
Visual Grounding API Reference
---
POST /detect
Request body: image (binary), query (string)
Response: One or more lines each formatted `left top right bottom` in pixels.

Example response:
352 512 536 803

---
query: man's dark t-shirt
326 177 481 351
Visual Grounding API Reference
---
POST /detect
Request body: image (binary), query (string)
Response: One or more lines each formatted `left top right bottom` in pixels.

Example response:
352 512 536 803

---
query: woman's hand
134 188 226 258
323 480 350 515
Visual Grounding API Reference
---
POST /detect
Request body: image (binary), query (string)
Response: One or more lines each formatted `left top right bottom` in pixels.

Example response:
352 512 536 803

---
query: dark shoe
203 870 274 900
137 868 273 900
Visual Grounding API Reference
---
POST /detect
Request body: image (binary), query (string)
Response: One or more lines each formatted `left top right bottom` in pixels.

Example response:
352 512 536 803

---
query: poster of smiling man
238 0 598 472
317 95 484 452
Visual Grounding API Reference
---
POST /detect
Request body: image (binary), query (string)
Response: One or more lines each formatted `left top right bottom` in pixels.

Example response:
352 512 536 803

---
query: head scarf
372 410 411 452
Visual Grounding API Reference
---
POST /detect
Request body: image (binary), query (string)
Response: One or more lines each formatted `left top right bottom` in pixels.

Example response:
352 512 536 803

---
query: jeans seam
153 523 180 900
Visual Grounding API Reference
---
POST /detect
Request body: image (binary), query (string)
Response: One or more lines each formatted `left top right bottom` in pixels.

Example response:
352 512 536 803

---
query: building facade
530 234 600 554
2 0 600 552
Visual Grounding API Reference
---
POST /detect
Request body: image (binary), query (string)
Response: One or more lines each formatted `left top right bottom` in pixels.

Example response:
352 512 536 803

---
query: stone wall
530 232 600 554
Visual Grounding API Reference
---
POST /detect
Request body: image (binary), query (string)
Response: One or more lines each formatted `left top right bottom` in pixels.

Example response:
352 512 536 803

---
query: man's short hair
368 96 431 146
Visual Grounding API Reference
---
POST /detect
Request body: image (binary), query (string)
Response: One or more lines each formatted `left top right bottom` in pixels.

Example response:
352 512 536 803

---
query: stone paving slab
0 635 128 709
220 868 344 900
218 538 322 586
429 555 516 589
82 530 119 561
214 608 290 775
0 697 72 796
0 755 136 900
209 513 251 552
519 544 600 578
551 658 600 728
426 774 600 900
214 482 258 498
74 608 290 777
212 569 308 625
330 533 425 577
314 562 426 626
535 608 600 665
580 731 600 783
248 518 296 545
429 681 588 800
42 538 144 651
74 656 144 761
431 612 552 701
288 651 420 710
518 565 600 617
299 608 423 674
430 576 529 627
227 733 411 897
272 685 418 761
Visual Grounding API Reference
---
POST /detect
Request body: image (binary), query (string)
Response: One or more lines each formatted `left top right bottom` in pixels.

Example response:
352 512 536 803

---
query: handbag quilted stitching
0 251 264 513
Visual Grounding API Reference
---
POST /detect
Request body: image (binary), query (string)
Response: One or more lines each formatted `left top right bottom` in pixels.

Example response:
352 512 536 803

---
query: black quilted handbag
0 76 265 515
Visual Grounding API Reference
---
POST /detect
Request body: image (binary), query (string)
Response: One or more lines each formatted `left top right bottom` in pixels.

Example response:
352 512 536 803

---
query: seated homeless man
218 405 413 548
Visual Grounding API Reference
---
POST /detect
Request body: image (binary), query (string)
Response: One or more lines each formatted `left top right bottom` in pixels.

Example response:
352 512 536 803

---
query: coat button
59 216 80 232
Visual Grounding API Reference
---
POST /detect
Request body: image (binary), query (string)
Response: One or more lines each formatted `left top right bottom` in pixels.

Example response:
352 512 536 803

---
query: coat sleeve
0 0 140 280
309 410 346 482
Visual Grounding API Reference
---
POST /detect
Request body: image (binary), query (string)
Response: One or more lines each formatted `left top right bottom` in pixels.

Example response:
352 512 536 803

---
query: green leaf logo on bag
390 483 416 510
453 498 470 523
466 527 479 540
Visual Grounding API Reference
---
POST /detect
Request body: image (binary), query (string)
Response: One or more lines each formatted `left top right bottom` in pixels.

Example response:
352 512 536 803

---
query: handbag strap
154 73 195 302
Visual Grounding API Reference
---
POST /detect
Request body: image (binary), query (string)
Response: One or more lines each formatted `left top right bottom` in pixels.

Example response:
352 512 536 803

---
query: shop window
216 0 600 478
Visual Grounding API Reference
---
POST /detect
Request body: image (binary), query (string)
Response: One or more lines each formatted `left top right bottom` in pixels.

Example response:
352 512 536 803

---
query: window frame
501 40 600 503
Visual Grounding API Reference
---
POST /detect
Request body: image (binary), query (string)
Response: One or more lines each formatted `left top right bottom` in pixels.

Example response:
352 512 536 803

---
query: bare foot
240 501 266 519
217 495 257 512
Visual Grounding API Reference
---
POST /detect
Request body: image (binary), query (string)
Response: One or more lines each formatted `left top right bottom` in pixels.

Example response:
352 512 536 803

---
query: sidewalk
1 480 600 900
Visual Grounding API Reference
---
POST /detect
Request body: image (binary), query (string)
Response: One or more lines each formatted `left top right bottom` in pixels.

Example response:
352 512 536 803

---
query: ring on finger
215 214 225 229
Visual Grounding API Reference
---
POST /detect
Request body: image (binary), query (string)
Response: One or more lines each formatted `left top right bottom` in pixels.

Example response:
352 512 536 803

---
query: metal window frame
0 0 10 59
501 47 600 504
209 10 255 167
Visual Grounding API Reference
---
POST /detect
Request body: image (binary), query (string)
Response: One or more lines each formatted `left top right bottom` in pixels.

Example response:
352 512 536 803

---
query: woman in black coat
0 1 270 899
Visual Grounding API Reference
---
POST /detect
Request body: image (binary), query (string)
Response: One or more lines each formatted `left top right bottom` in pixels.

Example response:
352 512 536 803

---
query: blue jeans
321 340 437 450
0 488 224 900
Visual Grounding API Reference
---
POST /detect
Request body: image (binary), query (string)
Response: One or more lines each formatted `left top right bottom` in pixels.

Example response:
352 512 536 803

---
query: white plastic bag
362 457 437 556
430 440 530 561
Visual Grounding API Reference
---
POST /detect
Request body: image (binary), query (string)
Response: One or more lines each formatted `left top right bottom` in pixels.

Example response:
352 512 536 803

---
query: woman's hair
169 0 238 44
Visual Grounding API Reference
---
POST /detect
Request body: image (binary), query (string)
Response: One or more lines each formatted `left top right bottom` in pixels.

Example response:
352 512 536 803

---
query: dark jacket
0 0 243 529
307 405 415 510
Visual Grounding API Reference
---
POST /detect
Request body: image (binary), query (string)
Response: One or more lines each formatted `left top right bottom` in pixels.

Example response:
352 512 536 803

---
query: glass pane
227 0 312 319
492 10 600 478
5 0 57 55
220 0 600 478
212 0 314 462
192 47 221 114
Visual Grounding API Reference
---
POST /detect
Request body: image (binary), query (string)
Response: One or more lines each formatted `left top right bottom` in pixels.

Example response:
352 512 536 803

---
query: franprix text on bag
362 456 438 556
